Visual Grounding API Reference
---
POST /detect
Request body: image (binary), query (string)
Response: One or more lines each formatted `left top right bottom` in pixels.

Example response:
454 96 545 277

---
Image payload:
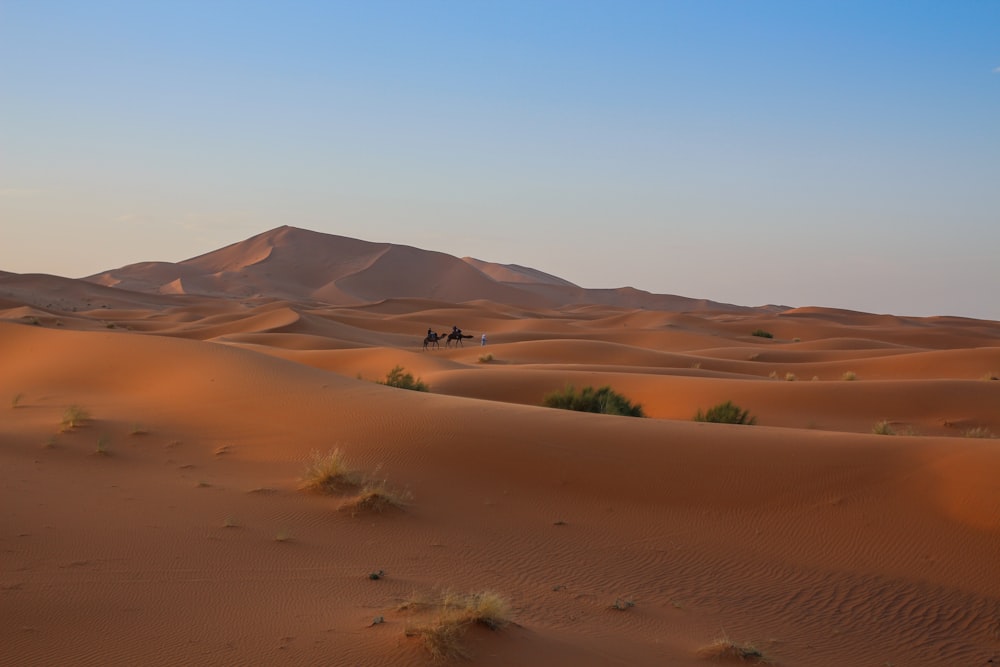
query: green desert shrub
378 365 429 392
751 329 774 339
694 400 756 425
543 385 645 417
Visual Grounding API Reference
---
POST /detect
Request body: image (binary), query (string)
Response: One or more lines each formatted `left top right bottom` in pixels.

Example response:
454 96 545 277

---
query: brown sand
2 243 999 666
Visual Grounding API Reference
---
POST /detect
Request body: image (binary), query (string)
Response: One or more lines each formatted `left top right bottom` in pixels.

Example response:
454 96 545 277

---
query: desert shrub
543 385 645 417
609 598 636 611
694 401 756 425
478 353 494 363
872 420 895 435
698 634 770 663
404 590 511 659
61 405 90 430
842 371 858 381
963 426 995 439
378 365 429 392
340 479 412 514
299 448 362 494
785 373 796 381
751 329 773 339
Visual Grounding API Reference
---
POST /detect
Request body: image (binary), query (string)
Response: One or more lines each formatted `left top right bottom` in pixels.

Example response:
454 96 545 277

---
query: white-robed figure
481 333 487 346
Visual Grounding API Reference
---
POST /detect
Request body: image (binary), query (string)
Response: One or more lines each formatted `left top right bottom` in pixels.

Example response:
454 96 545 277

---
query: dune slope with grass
2 230 999 666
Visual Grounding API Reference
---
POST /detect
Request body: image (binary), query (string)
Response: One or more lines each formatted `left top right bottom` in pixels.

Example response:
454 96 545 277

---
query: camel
446 331 473 347
423 332 445 350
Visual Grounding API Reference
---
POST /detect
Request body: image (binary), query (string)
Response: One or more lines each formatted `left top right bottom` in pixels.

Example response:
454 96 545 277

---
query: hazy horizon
2 1 998 319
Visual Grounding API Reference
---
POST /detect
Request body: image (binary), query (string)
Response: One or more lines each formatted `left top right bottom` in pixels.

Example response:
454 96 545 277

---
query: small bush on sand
694 401 756 425
964 426 995 439
298 449 362 494
61 405 90 430
543 385 645 417
751 329 773 339
96 435 111 456
872 420 895 435
609 597 636 611
340 479 412 515
698 633 770 663
478 353 494 363
842 371 858 381
404 590 512 659
378 365 429 392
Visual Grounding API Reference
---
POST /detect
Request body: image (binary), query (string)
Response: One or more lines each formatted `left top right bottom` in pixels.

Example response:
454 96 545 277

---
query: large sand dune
2 230 999 665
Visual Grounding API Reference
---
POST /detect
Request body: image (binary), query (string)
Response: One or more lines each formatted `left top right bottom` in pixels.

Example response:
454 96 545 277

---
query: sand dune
3 233 1000 666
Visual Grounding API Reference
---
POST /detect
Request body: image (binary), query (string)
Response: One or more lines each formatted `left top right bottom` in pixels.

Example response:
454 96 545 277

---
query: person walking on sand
481 332 487 346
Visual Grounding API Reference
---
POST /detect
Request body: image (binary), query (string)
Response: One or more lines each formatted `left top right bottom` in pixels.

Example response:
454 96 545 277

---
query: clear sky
2 1 998 319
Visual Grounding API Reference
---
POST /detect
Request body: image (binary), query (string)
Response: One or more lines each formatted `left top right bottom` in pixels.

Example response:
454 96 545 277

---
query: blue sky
2 1 998 318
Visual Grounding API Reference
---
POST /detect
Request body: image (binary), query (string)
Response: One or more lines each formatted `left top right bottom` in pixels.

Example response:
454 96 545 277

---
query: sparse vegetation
981 372 999 381
378 365 429 392
11 392 23 408
403 590 512 659
298 448 362 494
842 371 858 381
694 401 756 425
274 530 292 543
964 426 995 439
96 435 111 456
543 384 645 417
872 420 895 435
300 449 411 514
751 329 773 339
698 633 771 663
609 597 636 611
785 372 796 381
478 353 494 363
340 479 412 515
61 405 90 430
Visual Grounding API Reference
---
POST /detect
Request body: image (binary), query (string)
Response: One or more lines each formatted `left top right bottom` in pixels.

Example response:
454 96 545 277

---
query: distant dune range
2 226 998 666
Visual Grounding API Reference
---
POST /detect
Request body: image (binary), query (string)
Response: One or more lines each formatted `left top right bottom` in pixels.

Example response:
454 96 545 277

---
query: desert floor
3 290 999 665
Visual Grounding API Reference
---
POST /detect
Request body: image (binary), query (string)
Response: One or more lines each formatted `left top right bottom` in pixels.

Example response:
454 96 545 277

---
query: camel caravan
423 326 473 350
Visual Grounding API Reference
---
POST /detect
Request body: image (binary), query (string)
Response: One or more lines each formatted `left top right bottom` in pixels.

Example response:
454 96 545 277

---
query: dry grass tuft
403 590 512 659
872 420 895 436
340 479 412 515
406 617 469 660
298 448 362 494
61 405 90 431
698 634 771 663
964 426 996 439
478 353 494 363
842 371 857 381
